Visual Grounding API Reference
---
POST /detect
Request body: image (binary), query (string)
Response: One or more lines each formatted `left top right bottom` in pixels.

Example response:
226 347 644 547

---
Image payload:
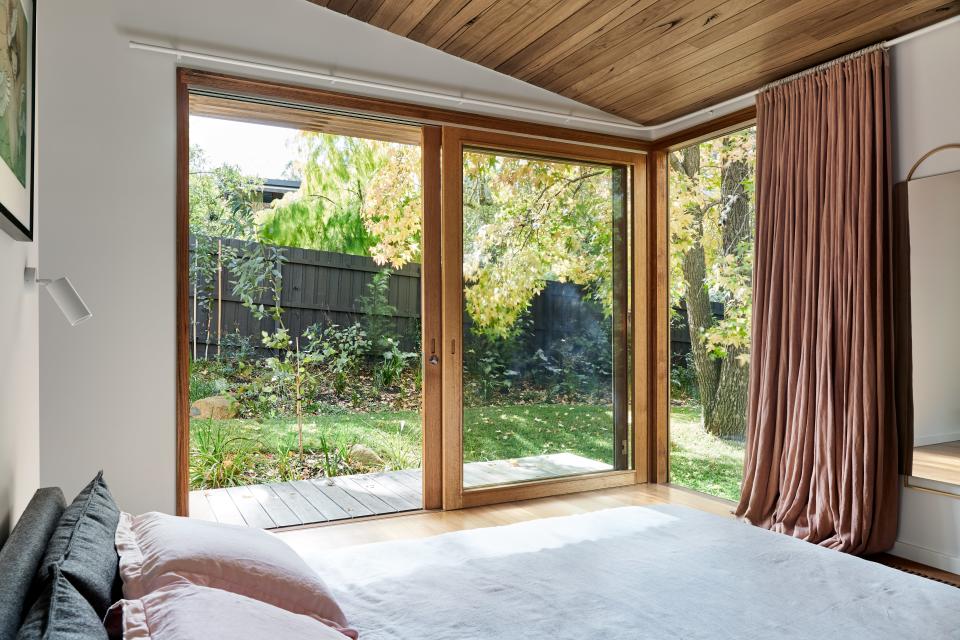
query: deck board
189 453 610 529
188 490 216 522
203 488 247 526
225 485 276 528
310 479 376 518
336 474 412 512
289 480 350 521
248 483 301 527
272 481 327 524
363 472 422 509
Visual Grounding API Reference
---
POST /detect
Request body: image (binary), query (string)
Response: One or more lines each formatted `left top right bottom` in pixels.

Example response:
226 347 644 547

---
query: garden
188 123 751 504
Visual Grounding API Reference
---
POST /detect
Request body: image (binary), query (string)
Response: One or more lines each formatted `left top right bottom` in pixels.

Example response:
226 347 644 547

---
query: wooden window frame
440 127 647 510
175 68 652 517
647 106 757 485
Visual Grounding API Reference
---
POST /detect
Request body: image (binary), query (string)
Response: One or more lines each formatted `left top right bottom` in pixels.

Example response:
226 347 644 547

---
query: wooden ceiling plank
441 0 529 57
407 0 497 47
583 0 813 108
611 0 939 118
308 0 960 127
526 0 707 91
306 0 333 7
369 0 412 29
348 0 388 22
474 0 591 69
449 0 563 62
549 0 764 99
388 0 444 36
493 0 658 81
630 0 960 123
326 0 359 14
563 0 772 103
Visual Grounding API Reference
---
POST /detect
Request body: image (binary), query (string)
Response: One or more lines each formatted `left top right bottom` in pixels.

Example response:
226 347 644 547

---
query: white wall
36 0 646 515
890 17 960 573
0 221 38 543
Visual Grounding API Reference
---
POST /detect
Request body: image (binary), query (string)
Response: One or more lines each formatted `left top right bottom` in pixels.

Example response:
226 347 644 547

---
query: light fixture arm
24 267 50 285
25 266 93 326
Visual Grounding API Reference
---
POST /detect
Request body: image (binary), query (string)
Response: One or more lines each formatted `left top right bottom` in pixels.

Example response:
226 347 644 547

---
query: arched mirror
904 148 960 495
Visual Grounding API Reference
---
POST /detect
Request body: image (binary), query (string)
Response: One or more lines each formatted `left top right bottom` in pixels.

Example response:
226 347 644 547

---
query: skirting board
914 431 960 447
891 540 960 575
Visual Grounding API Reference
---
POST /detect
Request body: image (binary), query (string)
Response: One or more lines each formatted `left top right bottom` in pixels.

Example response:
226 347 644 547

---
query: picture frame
0 0 34 242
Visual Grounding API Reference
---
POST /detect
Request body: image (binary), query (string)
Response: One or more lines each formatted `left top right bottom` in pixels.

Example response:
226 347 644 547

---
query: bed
288 505 960 639
2 479 958 638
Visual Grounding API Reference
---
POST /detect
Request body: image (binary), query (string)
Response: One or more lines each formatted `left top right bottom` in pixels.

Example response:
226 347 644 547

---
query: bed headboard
0 488 66 638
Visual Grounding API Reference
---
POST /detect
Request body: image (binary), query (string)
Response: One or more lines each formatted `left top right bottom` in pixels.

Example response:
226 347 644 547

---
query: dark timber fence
189 236 605 360
189 236 422 359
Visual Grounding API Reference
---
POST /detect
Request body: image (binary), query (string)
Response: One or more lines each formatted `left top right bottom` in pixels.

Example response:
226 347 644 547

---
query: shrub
302 323 369 393
374 338 417 389
189 422 257 489
359 269 398 351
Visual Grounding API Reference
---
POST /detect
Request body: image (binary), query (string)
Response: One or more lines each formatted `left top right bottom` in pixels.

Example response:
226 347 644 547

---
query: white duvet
287 506 960 639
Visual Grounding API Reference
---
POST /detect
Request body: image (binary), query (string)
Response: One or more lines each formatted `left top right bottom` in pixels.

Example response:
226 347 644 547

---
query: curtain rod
128 41 648 133
128 13 960 136
761 43 887 91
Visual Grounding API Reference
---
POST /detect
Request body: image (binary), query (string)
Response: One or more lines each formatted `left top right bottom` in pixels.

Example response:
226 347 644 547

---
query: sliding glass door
441 128 639 508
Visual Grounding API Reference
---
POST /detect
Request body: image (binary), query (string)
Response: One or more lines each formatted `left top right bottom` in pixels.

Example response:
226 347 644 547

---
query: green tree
669 128 755 437
259 133 421 262
461 152 616 339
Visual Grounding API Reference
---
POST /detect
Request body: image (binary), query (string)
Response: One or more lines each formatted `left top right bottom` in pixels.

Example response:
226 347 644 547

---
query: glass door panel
460 148 629 489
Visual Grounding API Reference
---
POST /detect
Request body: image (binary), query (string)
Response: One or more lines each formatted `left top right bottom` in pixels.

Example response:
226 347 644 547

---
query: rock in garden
349 443 382 467
191 395 237 420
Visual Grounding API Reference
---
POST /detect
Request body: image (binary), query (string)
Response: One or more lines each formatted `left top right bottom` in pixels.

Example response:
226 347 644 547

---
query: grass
668 404 745 501
190 402 744 500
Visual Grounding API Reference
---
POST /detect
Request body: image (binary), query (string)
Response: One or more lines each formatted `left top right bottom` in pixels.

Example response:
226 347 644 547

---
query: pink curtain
735 48 900 555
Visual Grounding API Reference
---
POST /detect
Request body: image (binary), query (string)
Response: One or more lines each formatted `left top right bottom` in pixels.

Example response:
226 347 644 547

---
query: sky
190 116 301 179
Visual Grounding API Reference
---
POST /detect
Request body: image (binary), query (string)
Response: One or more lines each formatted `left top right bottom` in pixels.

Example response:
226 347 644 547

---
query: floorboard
912 440 960 486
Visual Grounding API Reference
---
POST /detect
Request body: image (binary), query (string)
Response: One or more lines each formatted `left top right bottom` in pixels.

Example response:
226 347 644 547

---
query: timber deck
189 452 612 529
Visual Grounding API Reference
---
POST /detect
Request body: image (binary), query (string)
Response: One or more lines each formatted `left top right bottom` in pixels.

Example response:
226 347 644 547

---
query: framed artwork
0 0 33 241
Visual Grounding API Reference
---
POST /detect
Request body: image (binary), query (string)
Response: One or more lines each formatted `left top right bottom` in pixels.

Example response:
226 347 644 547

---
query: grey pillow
0 488 66 640
38 473 120 619
16 565 108 640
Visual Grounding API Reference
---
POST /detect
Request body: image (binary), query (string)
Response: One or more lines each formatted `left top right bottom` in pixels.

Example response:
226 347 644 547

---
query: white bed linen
287 505 960 639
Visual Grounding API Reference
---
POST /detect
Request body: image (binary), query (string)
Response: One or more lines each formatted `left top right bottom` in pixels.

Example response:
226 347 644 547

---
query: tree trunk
708 157 751 437
674 143 753 438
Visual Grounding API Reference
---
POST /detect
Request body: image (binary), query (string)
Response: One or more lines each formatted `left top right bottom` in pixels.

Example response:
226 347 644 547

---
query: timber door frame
440 127 648 510
647 106 757 485
174 69 651 518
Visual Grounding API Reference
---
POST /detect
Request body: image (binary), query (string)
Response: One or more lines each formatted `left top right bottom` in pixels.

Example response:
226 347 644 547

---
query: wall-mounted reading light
25 267 93 326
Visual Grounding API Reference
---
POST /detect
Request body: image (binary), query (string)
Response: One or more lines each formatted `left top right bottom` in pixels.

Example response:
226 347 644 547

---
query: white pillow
115 511 356 638
106 579 353 640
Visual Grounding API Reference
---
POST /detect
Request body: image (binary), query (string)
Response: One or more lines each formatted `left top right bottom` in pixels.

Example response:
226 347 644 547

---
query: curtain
735 48 900 555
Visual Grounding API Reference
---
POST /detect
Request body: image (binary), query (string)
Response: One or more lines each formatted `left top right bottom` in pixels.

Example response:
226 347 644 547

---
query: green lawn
668 404 745 501
190 402 744 500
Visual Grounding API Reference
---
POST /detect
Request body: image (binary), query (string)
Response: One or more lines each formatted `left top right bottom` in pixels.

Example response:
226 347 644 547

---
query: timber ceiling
309 0 960 126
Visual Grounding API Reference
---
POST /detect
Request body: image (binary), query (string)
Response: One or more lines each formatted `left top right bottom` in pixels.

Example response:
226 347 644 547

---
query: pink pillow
115 512 356 638
106 579 353 639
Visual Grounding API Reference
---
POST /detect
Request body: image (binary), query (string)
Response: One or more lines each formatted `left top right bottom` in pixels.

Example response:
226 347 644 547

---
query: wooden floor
272 481 960 588
276 482 735 549
190 453 612 529
912 440 960 486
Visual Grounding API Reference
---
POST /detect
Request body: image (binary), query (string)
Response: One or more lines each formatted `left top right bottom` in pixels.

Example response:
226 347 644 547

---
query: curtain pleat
735 49 899 555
